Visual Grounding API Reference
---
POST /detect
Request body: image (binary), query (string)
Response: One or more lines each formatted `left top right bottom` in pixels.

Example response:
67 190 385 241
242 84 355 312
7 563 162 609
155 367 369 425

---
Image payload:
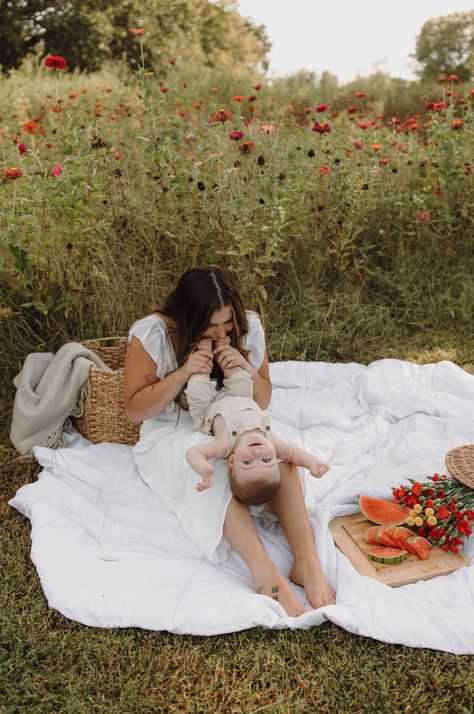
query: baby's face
228 430 277 471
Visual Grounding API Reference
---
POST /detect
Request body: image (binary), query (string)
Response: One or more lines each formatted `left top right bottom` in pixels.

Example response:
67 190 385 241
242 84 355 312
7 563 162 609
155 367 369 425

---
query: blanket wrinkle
8 358 474 651
10 342 111 456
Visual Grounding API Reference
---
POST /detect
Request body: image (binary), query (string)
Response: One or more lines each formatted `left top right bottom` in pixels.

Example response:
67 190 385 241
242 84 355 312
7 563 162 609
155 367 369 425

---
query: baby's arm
185 438 227 491
272 435 329 478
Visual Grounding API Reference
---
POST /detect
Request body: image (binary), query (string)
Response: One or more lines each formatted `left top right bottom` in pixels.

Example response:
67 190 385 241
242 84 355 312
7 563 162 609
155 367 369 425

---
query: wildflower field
1 52 474 711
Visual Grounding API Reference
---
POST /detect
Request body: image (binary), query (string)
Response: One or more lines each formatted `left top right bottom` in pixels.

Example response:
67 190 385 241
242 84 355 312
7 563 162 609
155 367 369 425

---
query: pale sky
238 0 473 83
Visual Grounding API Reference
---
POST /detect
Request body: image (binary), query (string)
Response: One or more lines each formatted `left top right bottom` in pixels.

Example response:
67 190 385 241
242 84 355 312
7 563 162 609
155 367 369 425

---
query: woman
124 265 335 616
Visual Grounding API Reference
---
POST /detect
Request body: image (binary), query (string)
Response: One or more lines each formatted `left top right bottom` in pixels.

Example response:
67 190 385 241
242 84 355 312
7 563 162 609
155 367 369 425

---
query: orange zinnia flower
22 119 38 134
232 96 246 102
356 120 374 130
238 141 256 154
3 167 23 180
447 74 458 81
369 144 384 151
319 164 331 174
379 156 391 165
132 28 145 36
451 119 464 130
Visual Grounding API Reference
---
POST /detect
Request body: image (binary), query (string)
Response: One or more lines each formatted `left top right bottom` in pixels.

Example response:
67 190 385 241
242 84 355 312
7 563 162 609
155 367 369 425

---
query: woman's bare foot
290 557 336 609
256 564 309 617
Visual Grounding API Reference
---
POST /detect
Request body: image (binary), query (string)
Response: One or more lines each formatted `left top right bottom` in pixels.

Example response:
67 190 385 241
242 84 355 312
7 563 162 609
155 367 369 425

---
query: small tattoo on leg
271 585 280 601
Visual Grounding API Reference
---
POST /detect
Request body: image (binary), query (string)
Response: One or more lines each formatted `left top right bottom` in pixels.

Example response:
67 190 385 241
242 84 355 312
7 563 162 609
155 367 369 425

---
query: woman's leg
223 496 308 617
268 462 336 608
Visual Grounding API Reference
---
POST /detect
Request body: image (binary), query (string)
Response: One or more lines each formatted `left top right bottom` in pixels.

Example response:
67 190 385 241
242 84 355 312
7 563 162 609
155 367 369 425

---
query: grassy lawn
2 340 474 713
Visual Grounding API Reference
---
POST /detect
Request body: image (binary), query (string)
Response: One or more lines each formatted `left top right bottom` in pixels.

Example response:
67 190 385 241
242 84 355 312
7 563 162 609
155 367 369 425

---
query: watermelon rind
359 494 410 526
367 547 408 564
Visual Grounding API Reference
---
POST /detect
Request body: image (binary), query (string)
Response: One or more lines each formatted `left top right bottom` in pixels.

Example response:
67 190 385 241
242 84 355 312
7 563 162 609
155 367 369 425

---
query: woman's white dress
129 311 266 563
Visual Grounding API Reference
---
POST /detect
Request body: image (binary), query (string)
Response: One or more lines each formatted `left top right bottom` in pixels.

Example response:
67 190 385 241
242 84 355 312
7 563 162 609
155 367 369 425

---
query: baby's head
228 430 280 506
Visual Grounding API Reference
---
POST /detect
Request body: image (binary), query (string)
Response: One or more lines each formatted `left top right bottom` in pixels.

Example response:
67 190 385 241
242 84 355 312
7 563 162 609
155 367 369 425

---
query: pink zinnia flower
51 163 63 177
353 140 364 150
260 124 275 134
18 143 27 154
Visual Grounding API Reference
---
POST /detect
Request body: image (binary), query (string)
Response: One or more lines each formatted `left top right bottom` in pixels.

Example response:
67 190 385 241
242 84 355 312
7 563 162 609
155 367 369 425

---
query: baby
185 338 329 505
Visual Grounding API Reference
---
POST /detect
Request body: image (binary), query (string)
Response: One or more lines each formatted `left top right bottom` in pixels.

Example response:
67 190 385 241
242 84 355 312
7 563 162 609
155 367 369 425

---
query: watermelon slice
359 494 410 526
365 526 380 545
368 547 408 564
406 536 431 561
392 526 418 553
375 526 398 548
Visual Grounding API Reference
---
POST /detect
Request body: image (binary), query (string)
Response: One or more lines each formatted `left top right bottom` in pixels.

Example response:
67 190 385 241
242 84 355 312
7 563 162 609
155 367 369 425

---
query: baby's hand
196 464 215 491
309 459 329 478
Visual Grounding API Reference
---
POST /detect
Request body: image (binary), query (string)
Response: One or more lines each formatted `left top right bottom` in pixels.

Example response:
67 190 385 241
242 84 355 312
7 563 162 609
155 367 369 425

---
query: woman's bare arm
248 350 272 410
123 337 213 422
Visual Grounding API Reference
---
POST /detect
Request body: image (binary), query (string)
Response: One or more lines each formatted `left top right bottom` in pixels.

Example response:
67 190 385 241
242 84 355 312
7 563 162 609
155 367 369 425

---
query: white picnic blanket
9 359 474 653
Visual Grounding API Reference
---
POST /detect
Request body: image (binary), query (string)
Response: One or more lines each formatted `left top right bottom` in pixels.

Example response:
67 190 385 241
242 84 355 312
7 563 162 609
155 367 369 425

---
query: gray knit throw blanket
10 342 112 457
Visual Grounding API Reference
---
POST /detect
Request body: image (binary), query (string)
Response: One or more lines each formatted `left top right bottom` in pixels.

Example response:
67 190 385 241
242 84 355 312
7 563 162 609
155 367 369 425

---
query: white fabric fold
9 358 474 652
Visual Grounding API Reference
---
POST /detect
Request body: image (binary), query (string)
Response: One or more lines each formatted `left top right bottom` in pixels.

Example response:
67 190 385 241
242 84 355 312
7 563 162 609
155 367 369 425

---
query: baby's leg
185 372 218 431
268 462 336 609
222 368 253 398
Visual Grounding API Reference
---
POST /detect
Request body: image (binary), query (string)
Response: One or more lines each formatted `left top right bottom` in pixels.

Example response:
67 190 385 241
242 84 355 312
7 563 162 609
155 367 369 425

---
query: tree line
0 3 472 81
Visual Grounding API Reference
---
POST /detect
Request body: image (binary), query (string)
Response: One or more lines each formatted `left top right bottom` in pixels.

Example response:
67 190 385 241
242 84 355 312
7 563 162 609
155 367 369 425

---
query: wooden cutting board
329 512 469 587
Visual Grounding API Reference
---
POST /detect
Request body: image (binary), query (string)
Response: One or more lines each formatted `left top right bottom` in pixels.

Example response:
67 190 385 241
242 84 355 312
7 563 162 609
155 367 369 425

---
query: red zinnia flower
447 74 458 82
22 119 38 135
160 86 169 93
353 140 364 150
319 164 331 175
248 95 257 102
229 131 244 141
132 28 145 36
2 167 23 180
232 96 246 102
44 56 67 70
347 106 357 114
435 187 444 196
17 143 27 154
316 102 329 113
168 58 176 65
208 109 233 123
451 119 464 130
355 91 365 98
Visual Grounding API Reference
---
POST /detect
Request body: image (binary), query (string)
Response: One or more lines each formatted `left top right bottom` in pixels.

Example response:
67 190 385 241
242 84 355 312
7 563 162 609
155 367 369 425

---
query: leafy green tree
0 0 270 74
414 11 474 82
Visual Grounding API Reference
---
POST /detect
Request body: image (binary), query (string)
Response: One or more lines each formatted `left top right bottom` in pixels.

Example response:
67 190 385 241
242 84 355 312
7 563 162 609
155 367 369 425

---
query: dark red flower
316 102 329 112
229 131 244 141
312 122 331 134
44 56 67 70
238 140 256 154
253 82 262 91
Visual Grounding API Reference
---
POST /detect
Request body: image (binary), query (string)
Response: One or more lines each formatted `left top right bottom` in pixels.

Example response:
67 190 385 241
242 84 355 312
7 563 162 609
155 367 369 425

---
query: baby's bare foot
290 557 336 609
256 566 308 617
196 338 213 352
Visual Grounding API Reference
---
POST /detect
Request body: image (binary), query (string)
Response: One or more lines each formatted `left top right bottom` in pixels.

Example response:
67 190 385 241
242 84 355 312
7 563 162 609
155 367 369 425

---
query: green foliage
415 11 474 82
0 0 270 74
0 64 473 440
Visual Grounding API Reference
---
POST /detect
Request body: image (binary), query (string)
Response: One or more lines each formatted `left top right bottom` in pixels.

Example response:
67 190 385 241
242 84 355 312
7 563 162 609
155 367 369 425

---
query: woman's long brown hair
155 265 251 408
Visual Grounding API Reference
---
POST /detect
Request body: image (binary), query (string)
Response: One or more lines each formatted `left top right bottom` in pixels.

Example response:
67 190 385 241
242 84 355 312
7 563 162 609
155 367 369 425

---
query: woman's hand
180 349 213 381
213 343 251 378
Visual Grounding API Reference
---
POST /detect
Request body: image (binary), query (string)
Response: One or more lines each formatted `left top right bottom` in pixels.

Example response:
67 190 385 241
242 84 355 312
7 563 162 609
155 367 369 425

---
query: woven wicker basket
445 444 474 490
72 336 141 445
